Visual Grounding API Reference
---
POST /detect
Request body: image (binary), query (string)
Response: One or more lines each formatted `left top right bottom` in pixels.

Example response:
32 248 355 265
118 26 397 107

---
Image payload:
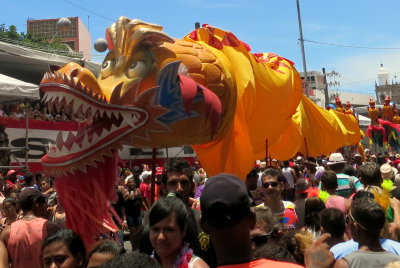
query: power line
303 39 400 50
340 71 400 87
62 0 114 22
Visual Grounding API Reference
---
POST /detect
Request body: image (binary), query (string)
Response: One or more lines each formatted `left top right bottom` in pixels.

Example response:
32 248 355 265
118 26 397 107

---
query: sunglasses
250 233 271 247
345 211 367 230
263 181 279 188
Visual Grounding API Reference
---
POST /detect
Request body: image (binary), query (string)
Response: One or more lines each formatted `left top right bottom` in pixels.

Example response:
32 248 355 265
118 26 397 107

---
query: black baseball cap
200 173 250 229
18 188 46 205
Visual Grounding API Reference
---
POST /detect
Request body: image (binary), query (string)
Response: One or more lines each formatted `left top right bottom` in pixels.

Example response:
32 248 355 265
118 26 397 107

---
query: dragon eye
127 61 147 78
101 60 115 78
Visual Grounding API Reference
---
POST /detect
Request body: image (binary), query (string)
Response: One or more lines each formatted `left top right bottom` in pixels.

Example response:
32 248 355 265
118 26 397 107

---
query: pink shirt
326 195 347 214
8 218 48 268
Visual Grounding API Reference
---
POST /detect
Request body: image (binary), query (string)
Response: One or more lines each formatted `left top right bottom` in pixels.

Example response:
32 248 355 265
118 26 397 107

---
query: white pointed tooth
87 160 97 168
81 135 91 149
84 104 94 115
93 130 102 141
91 106 99 117
61 131 69 142
72 99 83 113
111 111 119 119
121 111 137 127
46 92 56 103
109 123 119 134
64 94 73 105
42 93 49 102
105 110 113 118
55 145 70 157
79 165 87 174
97 156 106 164
69 143 81 154
97 129 109 141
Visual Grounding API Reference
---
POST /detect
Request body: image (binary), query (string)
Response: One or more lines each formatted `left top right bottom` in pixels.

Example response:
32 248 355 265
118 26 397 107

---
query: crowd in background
0 101 88 123
2 151 400 267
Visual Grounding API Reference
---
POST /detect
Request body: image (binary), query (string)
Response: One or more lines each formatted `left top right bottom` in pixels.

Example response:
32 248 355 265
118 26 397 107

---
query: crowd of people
2 151 400 267
0 102 88 123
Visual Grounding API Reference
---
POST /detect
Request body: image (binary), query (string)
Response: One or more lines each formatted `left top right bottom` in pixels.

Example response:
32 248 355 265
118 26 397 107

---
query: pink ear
105 28 114 50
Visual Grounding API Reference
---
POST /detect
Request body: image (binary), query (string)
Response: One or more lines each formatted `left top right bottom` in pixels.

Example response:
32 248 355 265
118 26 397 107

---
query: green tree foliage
0 23 69 52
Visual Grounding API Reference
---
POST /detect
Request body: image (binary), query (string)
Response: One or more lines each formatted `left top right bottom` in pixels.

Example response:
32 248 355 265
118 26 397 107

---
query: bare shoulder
193 257 210 268
0 225 11 244
333 258 348 268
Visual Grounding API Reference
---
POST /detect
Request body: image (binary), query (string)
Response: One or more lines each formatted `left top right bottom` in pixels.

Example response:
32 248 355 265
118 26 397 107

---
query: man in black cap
200 173 302 267
0 188 59 268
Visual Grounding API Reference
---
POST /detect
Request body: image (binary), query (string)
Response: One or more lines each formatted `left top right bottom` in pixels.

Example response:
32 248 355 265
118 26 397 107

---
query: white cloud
332 49 400 94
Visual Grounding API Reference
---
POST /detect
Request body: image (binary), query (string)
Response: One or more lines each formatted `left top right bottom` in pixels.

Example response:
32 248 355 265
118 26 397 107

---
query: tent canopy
0 73 39 103
358 114 371 126
0 41 101 85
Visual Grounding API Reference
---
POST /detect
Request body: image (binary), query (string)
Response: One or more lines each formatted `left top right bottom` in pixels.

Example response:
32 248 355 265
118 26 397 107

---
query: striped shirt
336 173 363 198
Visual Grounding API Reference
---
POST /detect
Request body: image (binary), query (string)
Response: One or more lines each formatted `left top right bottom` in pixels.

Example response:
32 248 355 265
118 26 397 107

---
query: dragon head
40 17 232 175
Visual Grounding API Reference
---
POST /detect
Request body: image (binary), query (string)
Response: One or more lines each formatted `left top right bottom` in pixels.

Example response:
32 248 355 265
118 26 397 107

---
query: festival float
37 17 360 246
366 97 400 152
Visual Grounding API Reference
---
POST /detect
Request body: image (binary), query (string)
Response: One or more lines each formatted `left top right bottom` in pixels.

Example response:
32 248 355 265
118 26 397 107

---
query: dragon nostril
70 69 79 78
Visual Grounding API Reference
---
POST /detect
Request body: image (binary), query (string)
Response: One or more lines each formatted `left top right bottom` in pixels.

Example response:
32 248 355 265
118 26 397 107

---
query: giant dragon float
39 17 360 246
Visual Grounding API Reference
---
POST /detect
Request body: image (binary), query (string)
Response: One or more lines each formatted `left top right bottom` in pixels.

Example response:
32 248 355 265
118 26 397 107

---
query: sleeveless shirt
8 217 48 268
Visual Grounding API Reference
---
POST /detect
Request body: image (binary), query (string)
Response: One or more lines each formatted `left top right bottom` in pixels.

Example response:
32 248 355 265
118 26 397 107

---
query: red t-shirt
139 182 150 201
218 258 303 268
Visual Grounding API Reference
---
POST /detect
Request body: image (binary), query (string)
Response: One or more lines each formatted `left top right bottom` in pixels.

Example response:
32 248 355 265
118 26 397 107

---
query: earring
198 231 210 251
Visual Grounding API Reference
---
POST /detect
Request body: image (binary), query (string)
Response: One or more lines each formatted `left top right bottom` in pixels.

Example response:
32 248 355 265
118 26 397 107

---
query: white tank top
282 167 295 188
189 256 201 268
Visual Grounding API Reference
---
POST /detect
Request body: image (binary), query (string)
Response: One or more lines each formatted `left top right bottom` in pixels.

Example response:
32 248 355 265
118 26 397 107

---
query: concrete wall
77 18 91 60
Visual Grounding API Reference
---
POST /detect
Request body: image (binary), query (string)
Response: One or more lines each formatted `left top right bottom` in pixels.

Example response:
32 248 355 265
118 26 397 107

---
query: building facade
27 17 91 60
300 70 325 97
375 64 400 104
300 71 373 108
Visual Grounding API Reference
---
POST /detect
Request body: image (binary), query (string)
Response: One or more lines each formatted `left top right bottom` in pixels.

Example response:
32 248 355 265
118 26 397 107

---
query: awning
358 114 371 126
0 73 39 103
0 40 101 85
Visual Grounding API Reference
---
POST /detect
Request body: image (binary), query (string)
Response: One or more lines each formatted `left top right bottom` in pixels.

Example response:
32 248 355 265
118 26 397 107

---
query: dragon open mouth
40 71 150 175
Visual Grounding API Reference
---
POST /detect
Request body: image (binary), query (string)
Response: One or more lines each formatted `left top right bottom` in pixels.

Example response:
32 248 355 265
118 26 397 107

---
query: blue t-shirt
331 239 400 259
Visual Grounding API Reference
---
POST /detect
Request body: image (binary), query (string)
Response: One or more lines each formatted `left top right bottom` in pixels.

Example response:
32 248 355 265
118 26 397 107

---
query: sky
3 0 400 95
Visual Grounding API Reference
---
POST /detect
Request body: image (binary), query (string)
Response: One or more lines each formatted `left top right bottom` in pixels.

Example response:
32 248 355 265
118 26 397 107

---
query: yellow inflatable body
40 17 360 179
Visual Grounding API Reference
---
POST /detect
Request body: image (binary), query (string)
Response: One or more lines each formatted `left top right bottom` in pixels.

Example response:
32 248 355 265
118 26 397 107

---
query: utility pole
296 0 309 97
322 68 329 107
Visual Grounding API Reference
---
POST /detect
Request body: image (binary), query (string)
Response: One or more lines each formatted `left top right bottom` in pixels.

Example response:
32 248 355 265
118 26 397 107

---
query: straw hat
380 163 398 179
327 153 346 165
